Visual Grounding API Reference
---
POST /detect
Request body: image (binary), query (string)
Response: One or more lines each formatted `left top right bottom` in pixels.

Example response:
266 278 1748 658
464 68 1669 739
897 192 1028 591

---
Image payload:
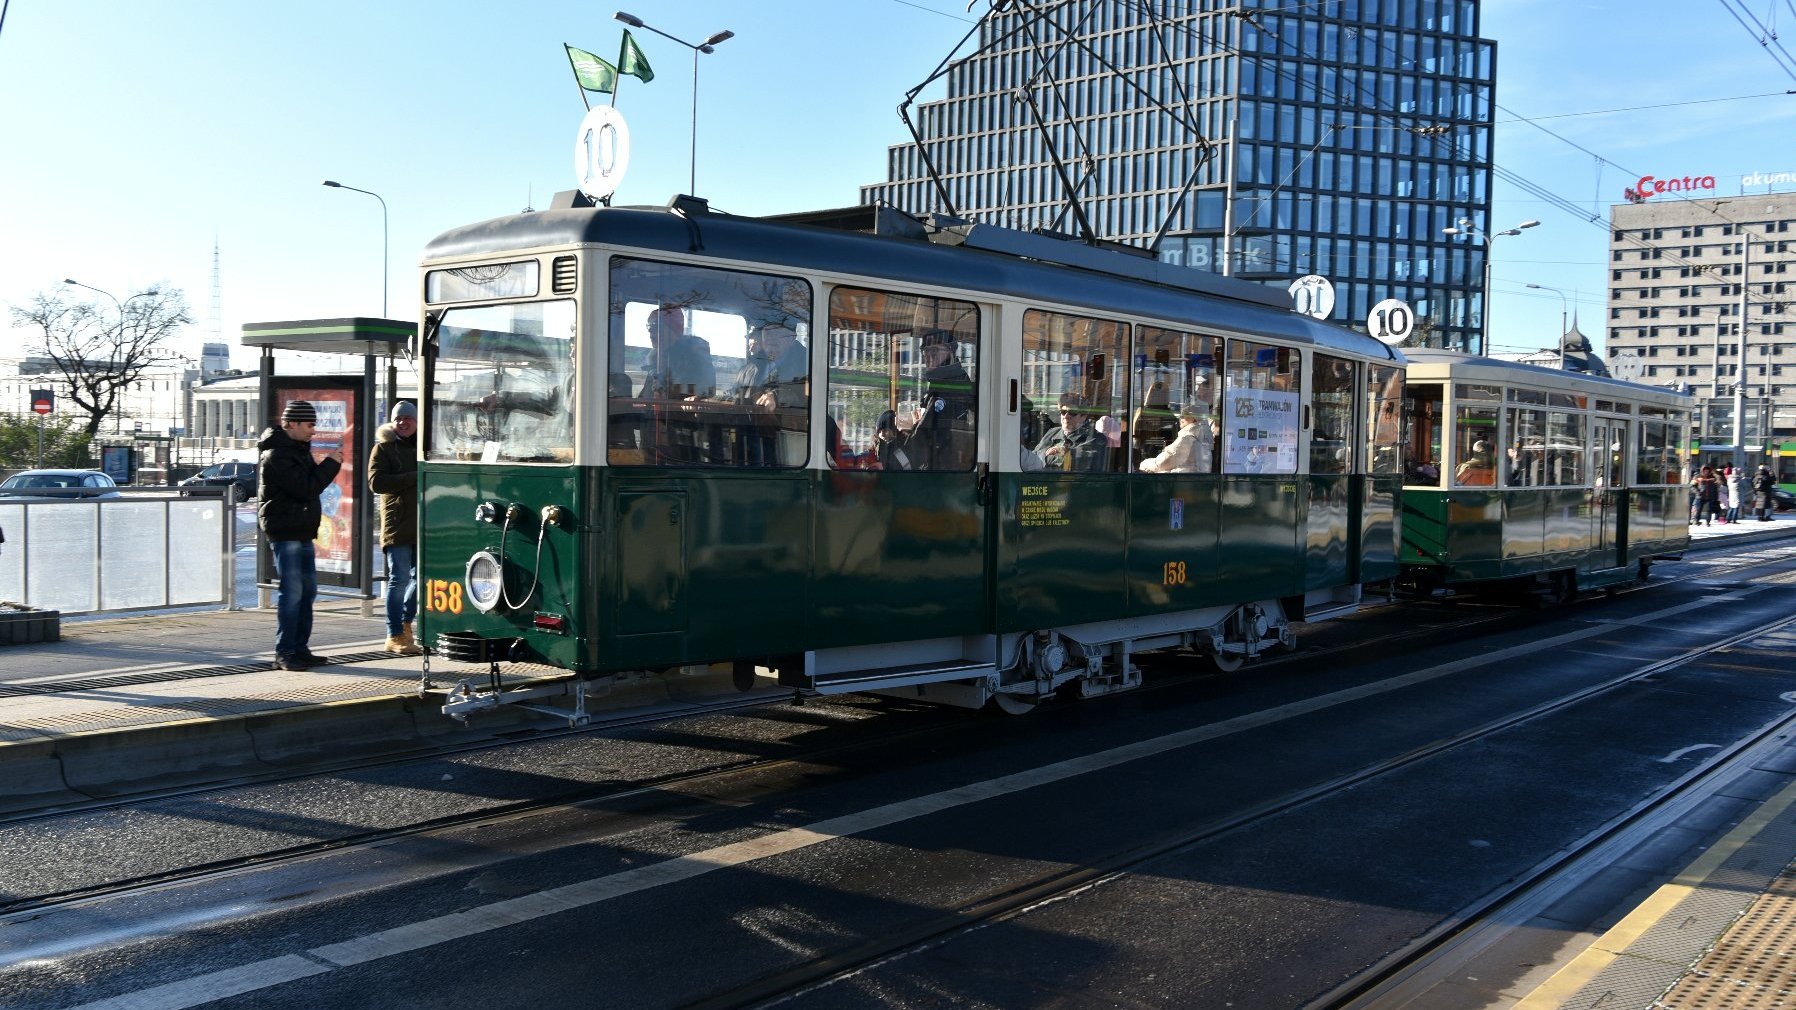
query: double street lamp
614 11 734 196
321 180 388 318
1443 217 1540 355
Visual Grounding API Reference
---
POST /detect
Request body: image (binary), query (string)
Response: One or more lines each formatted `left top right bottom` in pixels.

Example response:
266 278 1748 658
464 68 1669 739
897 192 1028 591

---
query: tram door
1593 417 1628 565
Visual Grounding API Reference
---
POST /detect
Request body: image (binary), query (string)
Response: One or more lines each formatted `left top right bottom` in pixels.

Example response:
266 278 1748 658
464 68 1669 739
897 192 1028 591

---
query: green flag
566 44 617 94
618 29 654 83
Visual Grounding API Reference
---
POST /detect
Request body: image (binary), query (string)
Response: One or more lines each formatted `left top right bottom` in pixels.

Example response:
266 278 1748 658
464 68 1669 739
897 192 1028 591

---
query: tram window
1544 410 1588 486
1020 310 1127 473
1637 419 1675 485
1452 400 1497 487
825 287 978 472
1220 340 1300 475
1504 407 1547 487
1310 355 1355 475
427 300 576 464
1367 364 1404 476
1402 383 1443 485
1132 326 1219 473
607 258 812 468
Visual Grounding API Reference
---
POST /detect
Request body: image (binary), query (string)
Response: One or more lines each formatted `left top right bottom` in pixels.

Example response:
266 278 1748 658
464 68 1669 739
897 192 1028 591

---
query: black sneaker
298 650 328 666
274 654 312 672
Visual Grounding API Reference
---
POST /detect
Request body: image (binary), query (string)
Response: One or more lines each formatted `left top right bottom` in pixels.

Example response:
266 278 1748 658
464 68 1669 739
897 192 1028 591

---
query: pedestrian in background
1754 465 1776 522
369 400 421 655
1691 464 1721 527
1726 465 1749 524
258 400 341 671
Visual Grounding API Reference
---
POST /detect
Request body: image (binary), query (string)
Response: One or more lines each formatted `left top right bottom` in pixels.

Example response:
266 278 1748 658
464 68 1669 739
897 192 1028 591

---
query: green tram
1397 350 1692 601
415 198 1405 716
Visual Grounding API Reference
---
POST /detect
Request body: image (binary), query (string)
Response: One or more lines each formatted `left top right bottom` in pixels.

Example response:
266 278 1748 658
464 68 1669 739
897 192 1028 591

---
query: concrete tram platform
0 599 758 815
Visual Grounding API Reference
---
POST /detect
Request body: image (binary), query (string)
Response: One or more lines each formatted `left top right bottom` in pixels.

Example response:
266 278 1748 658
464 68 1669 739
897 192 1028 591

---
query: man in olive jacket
369 401 421 654
258 400 341 671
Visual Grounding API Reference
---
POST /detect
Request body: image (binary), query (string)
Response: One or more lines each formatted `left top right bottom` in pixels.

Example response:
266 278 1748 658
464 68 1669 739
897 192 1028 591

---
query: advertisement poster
1221 387 1300 474
276 386 358 578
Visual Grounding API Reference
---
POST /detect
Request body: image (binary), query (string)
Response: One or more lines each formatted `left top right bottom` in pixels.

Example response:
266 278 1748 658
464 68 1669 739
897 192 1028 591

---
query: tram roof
421 200 1402 364
1402 350 1692 407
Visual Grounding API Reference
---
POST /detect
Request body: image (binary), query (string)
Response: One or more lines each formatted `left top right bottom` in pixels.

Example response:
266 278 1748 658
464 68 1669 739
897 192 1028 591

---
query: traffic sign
1367 298 1415 345
29 389 52 415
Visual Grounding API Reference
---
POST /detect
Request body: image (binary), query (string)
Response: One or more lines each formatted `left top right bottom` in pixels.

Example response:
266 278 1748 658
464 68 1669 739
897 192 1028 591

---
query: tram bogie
1396 351 1691 602
414 200 1404 716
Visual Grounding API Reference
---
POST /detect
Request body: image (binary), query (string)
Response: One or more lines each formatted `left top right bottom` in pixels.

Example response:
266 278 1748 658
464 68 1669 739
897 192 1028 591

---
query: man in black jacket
258 400 341 670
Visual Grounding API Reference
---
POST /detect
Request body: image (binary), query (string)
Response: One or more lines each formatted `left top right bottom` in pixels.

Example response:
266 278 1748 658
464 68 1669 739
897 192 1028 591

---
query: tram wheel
1637 558 1652 581
1539 571 1578 607
985 692 1040 716
1206 649 1246 674
731 660 758 692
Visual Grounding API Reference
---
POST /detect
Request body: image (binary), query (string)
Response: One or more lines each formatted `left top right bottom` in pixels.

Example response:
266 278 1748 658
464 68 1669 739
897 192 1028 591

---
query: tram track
686 610 1796 1010
8 539 1794 933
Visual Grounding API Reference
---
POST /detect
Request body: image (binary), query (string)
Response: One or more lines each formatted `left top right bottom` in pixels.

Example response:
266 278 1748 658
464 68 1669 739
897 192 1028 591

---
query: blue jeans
383 544 417 636
271 538 318 659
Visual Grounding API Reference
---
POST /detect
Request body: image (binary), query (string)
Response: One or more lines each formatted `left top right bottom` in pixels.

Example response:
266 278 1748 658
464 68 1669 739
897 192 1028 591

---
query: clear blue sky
1 0 1790 368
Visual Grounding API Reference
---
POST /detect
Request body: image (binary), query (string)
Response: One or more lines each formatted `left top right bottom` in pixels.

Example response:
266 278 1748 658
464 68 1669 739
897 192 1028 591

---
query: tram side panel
1304 473 1351 591
1124 475 1224 614
811 469 989 650
999 474 1133 629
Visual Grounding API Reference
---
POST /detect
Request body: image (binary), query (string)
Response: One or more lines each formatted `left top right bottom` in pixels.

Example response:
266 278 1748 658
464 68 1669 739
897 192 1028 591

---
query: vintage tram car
1397 350 1691 600
415 197 1405 712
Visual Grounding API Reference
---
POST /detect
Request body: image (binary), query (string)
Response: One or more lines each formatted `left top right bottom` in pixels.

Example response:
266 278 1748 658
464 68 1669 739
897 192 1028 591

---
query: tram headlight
465 551 504 613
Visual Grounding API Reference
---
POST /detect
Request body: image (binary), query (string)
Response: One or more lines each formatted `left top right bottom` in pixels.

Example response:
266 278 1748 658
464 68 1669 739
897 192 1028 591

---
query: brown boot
396 623 423 656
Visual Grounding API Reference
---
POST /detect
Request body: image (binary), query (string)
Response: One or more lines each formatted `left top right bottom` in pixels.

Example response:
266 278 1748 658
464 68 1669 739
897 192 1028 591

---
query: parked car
1770 487 1796 512
0 469 122 499
179 461 257 502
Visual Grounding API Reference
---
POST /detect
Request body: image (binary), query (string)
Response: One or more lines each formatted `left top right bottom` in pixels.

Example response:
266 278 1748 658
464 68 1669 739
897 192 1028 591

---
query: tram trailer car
415 198 1405 713
1397 350 1692 601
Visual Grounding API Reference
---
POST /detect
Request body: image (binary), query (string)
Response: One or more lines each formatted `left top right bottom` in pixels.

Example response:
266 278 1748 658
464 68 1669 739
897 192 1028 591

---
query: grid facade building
1606 193 1796 441
862 0 1498 352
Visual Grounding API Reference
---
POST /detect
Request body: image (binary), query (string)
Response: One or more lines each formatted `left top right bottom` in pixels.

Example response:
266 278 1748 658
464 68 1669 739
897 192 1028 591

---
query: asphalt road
8 547 1796 1010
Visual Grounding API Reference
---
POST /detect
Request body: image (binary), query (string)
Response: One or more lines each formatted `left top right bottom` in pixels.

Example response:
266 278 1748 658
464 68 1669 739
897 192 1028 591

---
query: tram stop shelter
240 317 418 612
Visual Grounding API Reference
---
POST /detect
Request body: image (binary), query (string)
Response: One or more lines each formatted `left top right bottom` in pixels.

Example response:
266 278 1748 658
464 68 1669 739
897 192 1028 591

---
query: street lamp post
1443 218 1540 355
614 11 734 196
1525 282 1568 343
321 180 388 318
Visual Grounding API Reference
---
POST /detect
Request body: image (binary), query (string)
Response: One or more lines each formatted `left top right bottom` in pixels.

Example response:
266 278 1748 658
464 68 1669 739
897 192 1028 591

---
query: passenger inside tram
1137 410 1214 473
1455 440 1496 486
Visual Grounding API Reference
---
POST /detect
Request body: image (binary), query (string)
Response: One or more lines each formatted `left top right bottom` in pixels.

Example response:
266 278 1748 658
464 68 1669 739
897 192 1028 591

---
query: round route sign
1288 275 1335 320
1367 298 1415 345
573 105 631 201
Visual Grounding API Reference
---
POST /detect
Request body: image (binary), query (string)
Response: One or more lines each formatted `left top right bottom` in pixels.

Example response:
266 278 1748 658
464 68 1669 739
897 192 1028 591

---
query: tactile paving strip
1658 863 1796 1009
1544 788 1796 1010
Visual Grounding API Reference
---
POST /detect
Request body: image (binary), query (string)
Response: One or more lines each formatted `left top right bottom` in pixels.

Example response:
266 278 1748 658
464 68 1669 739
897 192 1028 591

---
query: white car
0 469 123 499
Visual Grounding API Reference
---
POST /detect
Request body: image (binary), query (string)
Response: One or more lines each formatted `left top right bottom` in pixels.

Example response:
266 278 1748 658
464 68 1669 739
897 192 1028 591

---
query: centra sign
1624 173 1716 203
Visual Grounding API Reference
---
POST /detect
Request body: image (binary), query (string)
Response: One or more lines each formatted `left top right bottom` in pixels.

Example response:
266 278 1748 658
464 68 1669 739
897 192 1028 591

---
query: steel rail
6 538 1793 923
690 611 1796 1010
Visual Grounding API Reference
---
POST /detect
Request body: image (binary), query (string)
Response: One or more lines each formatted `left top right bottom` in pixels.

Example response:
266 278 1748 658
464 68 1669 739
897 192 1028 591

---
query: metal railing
0 487 237 616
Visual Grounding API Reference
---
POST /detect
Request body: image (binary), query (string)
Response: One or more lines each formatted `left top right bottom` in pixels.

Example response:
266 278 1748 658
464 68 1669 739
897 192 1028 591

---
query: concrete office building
862 0 1498 351
1605 191 1796 450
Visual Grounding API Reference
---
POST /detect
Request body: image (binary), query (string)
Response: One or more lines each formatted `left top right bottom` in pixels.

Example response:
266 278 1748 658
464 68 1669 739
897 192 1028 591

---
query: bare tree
9 285 192 437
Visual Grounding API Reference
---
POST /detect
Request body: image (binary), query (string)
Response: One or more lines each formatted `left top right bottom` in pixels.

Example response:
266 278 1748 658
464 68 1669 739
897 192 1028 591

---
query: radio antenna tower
209 238 223 344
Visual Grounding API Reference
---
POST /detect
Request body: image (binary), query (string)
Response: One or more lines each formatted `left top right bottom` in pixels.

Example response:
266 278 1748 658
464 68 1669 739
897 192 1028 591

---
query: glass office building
862 1 1497 352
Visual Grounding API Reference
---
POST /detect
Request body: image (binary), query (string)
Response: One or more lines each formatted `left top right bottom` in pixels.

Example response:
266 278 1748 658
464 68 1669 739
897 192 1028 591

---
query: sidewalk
0 598 755 814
